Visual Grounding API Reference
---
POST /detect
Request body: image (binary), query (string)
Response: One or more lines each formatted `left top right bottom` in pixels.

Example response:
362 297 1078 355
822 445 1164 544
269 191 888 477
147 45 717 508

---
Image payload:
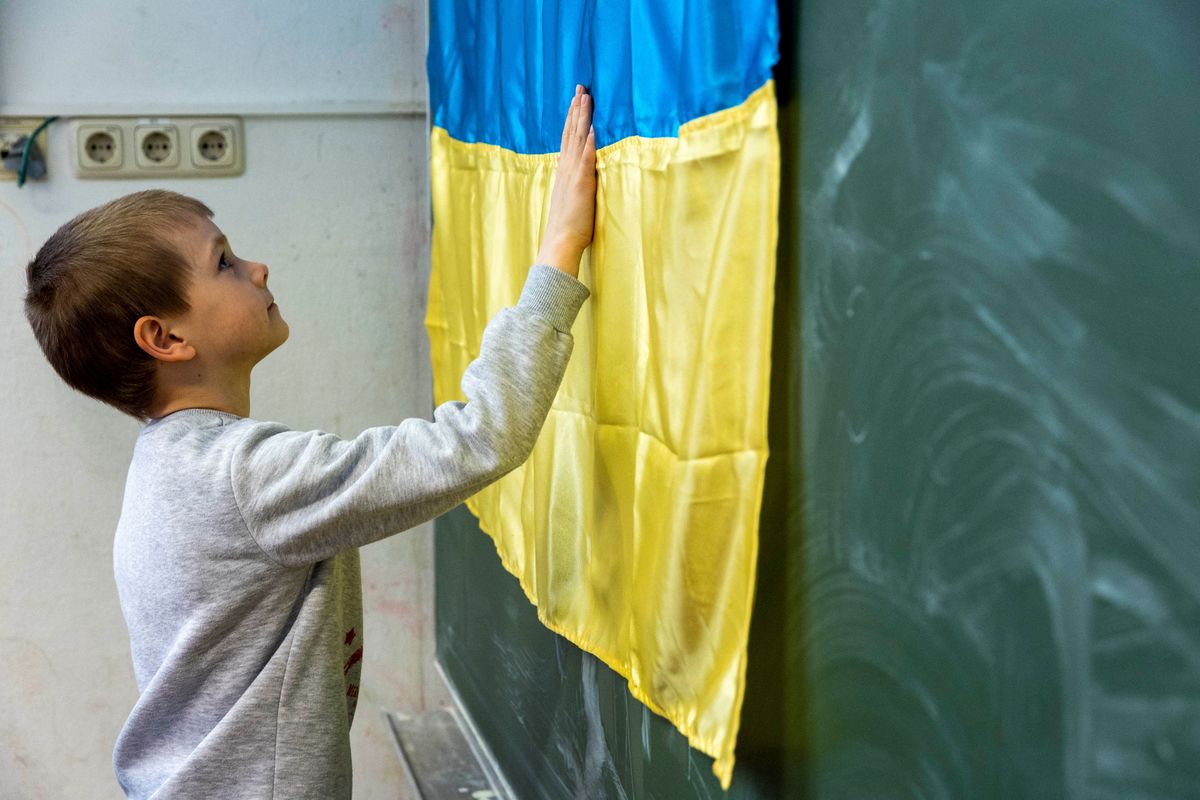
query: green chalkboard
793 0 1200 798
435 1 1200 798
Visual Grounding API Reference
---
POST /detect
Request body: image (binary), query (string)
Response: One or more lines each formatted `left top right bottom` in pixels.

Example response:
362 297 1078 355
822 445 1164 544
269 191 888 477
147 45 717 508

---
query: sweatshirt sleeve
229 265 590 567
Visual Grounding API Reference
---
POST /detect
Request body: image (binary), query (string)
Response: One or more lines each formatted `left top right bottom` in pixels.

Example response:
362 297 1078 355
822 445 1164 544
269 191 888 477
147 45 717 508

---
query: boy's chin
271 322 290 350
256 327 290 363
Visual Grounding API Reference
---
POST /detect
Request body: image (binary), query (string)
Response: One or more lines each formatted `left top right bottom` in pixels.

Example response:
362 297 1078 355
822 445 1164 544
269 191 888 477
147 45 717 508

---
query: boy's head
25 189 288 422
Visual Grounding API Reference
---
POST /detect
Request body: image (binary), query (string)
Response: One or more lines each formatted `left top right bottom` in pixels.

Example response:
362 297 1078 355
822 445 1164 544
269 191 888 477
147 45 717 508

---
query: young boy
24 87 597 798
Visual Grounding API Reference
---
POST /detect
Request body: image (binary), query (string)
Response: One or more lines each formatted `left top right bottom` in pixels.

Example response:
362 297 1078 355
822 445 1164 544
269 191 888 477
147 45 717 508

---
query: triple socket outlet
68 117 244 179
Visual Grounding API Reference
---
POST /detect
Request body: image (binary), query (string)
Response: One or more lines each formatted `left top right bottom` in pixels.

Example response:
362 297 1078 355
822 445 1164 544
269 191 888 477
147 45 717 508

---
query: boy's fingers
575 94 591 142
561 98 573 153
584 127 596 164
559 85 589 156
563 94 580 153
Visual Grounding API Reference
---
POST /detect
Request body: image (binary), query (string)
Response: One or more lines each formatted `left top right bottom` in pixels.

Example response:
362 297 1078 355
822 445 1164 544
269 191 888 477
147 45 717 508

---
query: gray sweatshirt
112 264 590 799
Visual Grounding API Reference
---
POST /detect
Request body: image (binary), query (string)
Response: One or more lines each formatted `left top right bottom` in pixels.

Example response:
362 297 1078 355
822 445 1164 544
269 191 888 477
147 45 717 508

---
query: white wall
0 0 427 115
0 2 448 797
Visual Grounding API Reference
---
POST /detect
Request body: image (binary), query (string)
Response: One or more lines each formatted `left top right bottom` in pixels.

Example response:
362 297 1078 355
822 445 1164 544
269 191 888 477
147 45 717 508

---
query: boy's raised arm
230 265 589 567
231 85 597 568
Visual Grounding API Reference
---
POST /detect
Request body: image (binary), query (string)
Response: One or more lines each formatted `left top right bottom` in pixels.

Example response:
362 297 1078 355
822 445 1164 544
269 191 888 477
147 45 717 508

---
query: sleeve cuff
516 264 591 333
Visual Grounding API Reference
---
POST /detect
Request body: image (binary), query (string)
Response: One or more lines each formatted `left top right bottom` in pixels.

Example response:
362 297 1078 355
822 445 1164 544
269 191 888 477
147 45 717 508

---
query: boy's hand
536 84 597 279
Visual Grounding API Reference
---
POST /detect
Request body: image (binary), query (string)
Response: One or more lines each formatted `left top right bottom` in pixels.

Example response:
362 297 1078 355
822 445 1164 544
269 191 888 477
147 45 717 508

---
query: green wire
17 116 59 188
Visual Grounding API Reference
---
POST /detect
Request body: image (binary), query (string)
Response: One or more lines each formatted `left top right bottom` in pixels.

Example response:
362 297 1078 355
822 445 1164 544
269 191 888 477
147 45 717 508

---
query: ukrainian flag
425 1 780 786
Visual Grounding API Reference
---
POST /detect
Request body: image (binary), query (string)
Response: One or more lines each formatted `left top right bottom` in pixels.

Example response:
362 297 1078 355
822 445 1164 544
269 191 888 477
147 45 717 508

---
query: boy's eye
218 252 234 271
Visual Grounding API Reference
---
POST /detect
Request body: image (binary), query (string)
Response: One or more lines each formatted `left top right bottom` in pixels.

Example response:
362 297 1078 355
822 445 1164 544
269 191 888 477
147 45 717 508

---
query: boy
24 86 597 798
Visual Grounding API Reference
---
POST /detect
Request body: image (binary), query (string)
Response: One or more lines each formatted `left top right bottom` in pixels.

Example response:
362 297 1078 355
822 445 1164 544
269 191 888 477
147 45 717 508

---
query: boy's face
172 214 289 371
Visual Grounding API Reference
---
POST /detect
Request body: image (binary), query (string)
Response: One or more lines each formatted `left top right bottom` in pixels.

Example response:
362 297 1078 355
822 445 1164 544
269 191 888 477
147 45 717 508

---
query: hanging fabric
426 0 780 786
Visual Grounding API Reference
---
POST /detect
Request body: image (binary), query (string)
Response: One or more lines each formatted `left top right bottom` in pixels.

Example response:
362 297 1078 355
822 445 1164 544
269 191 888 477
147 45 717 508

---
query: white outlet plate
69 116 244 179
135 123 181 169
77 122 124 170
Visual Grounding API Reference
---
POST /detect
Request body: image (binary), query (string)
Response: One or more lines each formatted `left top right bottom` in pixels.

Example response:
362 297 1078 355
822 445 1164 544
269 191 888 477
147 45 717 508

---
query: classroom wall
0 2 445 798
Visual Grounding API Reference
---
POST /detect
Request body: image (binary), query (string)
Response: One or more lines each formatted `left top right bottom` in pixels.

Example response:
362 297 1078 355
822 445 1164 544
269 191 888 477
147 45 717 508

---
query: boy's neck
148 368 253 420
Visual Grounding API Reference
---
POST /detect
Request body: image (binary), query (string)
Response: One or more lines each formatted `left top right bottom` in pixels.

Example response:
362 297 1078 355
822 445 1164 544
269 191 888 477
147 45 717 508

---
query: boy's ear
133 316 196 362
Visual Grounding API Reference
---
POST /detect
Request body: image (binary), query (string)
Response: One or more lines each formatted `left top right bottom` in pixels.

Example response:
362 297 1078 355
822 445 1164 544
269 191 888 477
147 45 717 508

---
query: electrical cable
17 116 59 188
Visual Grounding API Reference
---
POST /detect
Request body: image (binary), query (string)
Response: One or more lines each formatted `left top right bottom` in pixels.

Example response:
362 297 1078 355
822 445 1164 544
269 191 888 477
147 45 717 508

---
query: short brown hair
24 189 214 421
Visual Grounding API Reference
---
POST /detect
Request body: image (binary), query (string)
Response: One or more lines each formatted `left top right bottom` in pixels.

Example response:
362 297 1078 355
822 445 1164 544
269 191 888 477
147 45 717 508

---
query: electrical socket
192 123 238 168
135 123 180 169
69 116 244 179
78 122 124 170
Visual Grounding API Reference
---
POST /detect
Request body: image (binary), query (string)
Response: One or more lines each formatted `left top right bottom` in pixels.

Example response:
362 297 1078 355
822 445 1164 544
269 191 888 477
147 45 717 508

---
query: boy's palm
537 85 597 277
